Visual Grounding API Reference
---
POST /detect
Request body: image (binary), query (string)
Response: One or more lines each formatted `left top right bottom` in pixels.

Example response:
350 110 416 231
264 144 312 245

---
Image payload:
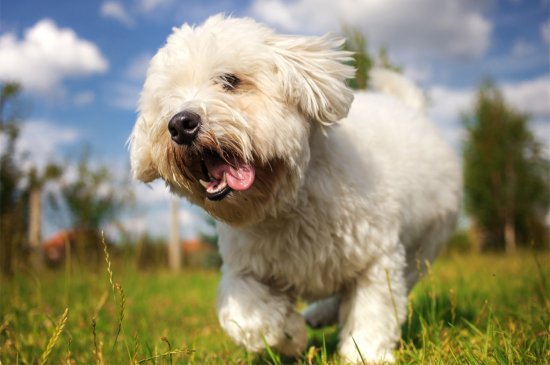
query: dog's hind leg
302 295 340 328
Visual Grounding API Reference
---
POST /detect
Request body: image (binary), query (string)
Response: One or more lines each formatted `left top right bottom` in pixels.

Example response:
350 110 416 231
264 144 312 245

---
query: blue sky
1 0 549 239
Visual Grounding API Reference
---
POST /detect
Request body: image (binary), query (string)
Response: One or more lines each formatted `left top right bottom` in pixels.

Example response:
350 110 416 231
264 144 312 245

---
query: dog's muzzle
167 112 257 201
168 111 201 145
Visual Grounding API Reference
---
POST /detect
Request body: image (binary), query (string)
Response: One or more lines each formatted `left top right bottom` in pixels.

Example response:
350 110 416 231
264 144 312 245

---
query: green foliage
0 82 64 274
0 82 23 127
135 234 169 270
1 252 548 364
342 28 372 90
443 230 474 254
462 81 550 252
0 82 26 277
0 82 23 215
199 216 219 248
28 164 63 189
342 27 401 90
53 149 132 232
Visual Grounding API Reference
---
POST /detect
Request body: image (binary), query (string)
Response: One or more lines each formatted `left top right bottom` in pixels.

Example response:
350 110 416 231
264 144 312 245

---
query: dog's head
129 14 354 225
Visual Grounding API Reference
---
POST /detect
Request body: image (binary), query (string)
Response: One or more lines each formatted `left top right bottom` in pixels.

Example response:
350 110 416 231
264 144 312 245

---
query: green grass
1 251 548 364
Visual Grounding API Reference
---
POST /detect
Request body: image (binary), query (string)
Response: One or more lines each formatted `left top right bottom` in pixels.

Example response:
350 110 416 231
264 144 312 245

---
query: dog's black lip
206 185 232 201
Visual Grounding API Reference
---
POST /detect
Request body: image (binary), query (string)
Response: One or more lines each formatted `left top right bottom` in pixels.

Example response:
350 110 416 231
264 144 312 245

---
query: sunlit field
1 250 548 364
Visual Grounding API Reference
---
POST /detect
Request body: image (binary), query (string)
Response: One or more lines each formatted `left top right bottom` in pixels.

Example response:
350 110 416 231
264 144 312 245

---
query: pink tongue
225 164 255 191
207 160 255 191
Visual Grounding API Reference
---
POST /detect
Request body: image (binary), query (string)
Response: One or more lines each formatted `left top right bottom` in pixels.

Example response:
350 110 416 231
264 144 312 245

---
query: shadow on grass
247 326 340 365
304 290 479 357
402 289 478 348
308 325 340 356
246 290 480 364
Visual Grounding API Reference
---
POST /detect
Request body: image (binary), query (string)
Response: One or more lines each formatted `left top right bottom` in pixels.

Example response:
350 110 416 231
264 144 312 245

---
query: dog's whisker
167 144 195 184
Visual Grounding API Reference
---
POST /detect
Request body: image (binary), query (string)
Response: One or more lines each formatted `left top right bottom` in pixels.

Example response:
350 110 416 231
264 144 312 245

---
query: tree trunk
504 217 516 254
0 215 15 277
469 224 484 253
168 197 181 271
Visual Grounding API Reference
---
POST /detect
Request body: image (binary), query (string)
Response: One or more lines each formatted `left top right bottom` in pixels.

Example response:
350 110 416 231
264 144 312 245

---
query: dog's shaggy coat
129 15 462 363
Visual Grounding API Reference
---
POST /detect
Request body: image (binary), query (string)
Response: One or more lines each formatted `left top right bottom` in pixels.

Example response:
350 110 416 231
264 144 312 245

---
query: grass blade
39 308 69 365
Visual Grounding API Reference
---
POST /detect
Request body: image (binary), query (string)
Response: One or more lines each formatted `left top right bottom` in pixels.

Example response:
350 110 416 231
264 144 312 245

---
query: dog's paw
274 311 308 357
219 304 307 356
339 337 396 364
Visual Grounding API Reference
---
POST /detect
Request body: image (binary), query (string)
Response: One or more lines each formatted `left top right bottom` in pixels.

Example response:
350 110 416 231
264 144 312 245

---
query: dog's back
330 70 462 287
369 68 427 112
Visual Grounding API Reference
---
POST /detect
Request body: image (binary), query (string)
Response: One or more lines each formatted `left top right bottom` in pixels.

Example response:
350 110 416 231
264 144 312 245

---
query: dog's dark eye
220 74 240 91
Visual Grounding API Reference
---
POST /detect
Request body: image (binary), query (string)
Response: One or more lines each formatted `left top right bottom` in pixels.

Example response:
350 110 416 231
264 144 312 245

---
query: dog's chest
218 211 370 299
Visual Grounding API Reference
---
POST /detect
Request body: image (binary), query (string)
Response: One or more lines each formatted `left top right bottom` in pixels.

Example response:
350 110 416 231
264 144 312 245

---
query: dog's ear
269 35 355 125
129 116 160 183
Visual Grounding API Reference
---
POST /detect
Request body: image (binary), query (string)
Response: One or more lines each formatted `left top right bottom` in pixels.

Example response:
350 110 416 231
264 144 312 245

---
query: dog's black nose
168 111 201 145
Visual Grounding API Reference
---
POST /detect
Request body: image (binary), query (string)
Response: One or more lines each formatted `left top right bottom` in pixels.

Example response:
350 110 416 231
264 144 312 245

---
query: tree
0 83 64 272
61 152 125 230
0 83 23 214
0 83 25 276
200 216 219 248
52 150 132 261
462 81 549 253
342 27 401 90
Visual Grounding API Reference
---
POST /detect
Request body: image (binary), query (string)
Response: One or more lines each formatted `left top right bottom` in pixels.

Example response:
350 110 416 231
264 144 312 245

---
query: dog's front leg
338 251 408 364
217 269 307 356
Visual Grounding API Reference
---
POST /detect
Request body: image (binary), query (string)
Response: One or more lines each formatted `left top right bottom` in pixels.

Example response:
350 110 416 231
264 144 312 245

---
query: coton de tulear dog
129 14 461 363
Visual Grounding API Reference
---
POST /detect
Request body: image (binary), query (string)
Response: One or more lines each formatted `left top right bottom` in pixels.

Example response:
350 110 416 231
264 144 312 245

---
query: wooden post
28 186 43 268
168 197 181 271
28 186 42 249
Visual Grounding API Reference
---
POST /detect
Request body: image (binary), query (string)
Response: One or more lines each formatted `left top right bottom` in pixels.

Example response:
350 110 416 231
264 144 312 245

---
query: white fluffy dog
129 14 461 363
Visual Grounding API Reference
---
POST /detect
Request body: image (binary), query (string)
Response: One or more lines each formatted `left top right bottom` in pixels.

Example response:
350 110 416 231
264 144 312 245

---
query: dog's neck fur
264 125 344 223
217 125 380 298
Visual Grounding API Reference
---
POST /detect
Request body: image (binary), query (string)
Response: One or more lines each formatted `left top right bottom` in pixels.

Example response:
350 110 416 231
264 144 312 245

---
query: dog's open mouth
198 151 255 201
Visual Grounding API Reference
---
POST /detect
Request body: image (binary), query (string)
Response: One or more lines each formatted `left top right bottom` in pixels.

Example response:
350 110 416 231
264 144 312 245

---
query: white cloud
502 75 550 118
0 19 108 94
404 65 433 84
502 75 550 153
531 120 550 158
541 21 550 45
250 0 492 60
124 179 208 239
101 1 134 27
133 179 172 204
502 76 550 157
138 0 174 12
73 91 95 106
512 40 535 57
15 120 80 171
123 206 206 240
425 75 550 152
428 86 474 122
99 0 176 25
427 85 474 149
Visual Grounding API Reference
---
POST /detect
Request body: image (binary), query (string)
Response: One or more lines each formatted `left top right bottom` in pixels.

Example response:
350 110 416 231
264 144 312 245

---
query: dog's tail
369 68 426 112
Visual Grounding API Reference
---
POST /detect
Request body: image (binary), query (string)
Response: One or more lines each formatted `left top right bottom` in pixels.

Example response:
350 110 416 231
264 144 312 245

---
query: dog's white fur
129 14 461 363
